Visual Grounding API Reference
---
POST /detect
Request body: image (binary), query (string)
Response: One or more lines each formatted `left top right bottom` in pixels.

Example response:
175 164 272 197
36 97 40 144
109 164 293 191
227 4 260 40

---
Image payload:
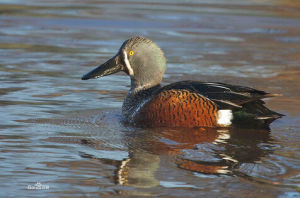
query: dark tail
233 100 284 128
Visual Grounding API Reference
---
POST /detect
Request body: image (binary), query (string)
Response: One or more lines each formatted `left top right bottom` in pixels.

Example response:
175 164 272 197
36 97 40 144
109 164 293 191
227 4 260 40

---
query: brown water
0 0 299 197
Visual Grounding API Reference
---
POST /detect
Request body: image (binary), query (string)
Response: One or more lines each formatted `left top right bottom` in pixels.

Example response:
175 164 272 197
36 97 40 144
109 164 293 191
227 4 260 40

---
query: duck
82 36 282 128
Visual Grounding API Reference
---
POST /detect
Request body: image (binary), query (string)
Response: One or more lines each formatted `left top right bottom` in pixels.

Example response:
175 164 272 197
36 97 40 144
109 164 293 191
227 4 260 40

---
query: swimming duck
82 36 282 128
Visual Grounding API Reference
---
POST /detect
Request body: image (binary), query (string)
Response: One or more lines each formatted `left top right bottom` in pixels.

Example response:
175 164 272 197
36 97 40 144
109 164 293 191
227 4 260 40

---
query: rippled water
0 0 299 197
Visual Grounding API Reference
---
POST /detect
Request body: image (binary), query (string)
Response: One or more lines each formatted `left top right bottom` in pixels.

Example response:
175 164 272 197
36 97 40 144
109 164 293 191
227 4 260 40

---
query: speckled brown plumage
135 89 218 127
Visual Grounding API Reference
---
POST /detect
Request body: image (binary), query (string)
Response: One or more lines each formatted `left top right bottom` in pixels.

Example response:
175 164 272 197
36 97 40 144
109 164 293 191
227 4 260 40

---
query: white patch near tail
217 110 233 127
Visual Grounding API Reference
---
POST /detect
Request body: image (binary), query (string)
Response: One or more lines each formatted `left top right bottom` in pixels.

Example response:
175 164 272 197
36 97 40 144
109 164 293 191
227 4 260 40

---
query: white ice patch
123 51 134 76
217 110 233 126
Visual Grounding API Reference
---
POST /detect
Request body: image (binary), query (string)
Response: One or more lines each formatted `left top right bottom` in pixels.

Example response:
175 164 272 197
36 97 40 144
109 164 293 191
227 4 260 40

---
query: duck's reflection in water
114 126 273 188
29 110 273 188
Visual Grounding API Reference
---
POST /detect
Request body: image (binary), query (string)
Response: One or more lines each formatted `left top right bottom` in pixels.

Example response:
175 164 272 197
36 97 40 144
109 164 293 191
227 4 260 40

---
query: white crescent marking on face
123 51 134 76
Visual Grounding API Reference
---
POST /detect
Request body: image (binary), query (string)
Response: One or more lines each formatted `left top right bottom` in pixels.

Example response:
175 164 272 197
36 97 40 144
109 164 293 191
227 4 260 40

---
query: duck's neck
130 77 160 93
122 83 161 121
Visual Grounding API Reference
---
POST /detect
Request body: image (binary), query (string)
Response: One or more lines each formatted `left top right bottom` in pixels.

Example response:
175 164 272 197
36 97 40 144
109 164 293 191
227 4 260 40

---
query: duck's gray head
82 36 166 90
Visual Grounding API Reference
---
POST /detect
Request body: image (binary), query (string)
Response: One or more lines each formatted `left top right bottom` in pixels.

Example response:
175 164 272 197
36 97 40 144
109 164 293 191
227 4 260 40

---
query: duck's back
129 81 282 128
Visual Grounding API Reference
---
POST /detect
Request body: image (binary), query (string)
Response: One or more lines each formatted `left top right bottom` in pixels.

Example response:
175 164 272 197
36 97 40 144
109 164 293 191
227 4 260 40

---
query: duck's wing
159 81 275 108
158 81 283 122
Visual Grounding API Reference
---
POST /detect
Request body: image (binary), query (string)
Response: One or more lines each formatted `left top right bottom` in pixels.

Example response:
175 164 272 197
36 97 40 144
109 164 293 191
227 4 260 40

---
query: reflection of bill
117 127 272 188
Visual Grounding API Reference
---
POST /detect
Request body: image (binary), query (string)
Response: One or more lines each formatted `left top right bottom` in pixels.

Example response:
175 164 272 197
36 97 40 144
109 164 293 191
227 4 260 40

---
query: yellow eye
129 51 134 55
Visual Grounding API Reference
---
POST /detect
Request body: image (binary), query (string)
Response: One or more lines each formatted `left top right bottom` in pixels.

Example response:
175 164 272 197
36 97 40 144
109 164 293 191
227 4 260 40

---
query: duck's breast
134 89 218 127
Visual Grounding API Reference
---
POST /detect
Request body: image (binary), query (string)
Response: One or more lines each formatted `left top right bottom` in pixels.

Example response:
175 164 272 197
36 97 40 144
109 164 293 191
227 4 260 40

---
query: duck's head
82 36 166 91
